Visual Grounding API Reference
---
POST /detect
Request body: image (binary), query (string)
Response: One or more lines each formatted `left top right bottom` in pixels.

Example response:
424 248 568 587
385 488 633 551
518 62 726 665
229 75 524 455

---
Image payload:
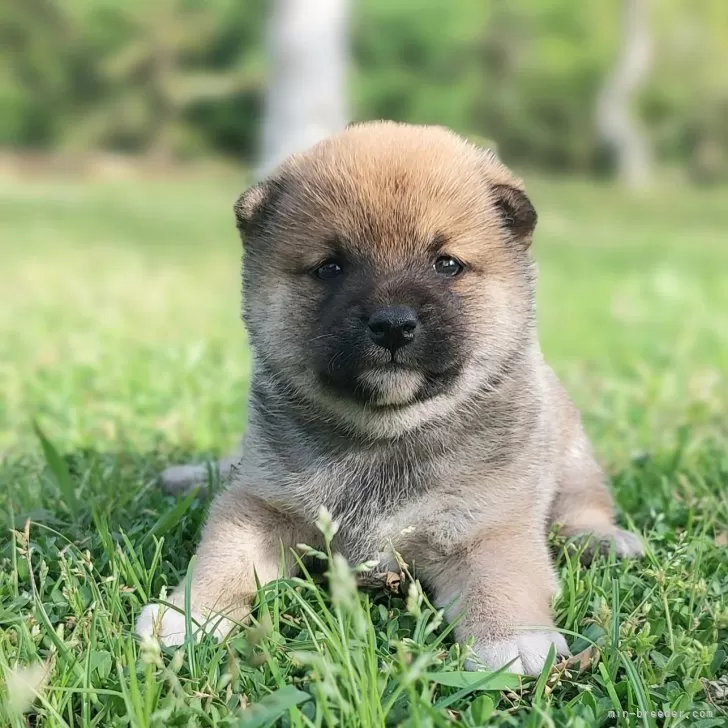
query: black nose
367 305 418 352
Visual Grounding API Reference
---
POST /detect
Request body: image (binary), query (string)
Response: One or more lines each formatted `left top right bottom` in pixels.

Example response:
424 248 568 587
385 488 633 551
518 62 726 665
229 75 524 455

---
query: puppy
137 122 643 675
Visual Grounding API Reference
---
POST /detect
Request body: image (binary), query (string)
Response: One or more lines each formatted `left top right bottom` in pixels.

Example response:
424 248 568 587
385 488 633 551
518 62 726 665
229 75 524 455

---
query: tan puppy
137 122 642 675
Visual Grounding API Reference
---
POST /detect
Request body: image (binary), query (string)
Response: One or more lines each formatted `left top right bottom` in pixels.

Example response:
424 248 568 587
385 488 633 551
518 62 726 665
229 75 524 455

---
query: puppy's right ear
233 179 282 241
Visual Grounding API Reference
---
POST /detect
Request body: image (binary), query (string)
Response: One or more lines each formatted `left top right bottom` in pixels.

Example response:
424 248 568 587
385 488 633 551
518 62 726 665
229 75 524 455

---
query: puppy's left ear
233 178 283 242
479 149 537 248
490 183 537 247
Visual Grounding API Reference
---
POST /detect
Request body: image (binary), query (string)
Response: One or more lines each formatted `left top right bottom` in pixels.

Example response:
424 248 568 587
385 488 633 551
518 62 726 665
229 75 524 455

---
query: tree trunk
597 0 652 189
257 0 350 178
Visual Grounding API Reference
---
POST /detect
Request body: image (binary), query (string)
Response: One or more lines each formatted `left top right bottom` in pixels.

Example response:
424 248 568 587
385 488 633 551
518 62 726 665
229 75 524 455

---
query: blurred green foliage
1 0 727 178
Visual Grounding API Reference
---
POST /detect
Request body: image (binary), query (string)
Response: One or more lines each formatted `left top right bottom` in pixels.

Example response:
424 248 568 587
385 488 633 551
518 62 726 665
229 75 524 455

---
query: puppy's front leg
426 529 569 676
136 488 312 645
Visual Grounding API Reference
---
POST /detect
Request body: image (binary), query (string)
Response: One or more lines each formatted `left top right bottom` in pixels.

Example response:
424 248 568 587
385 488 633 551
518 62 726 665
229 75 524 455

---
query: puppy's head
235 122 537 436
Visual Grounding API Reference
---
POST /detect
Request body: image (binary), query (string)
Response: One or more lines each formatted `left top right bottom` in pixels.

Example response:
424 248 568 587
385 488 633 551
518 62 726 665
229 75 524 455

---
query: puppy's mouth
371 358 412 371
313 334 466 410
316 357 464 410
356 365 427 407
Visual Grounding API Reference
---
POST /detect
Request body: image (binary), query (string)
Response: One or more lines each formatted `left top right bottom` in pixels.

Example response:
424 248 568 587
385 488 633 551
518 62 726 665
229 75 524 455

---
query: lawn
0 173 727 727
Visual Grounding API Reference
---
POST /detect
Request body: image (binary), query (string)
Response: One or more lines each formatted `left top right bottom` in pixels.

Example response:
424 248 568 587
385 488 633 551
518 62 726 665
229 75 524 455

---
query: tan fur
142 122 642 675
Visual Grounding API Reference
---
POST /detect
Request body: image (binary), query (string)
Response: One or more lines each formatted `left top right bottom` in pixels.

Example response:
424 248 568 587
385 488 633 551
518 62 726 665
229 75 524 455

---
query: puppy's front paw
572 527 644 561
135 603 232 646
467 630 570 676
604 528 644 558
136 603 189 645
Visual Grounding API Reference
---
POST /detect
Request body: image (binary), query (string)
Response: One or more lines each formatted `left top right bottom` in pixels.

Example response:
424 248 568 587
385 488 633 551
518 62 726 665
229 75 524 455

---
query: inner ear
233 178 283 240
491 184 538 245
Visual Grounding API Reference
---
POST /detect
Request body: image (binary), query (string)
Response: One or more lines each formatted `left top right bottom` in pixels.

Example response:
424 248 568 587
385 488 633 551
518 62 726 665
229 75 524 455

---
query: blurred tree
0 0 726 180
597 0 653 188
0 0 82 146
472 0 613 171
65 0 263 162
645 0 728 183
353 0 484 136
258 0 350 177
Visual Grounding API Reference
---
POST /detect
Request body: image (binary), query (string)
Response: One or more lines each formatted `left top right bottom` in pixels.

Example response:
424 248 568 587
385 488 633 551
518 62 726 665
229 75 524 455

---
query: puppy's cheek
466 286 528 361
254 285 319 366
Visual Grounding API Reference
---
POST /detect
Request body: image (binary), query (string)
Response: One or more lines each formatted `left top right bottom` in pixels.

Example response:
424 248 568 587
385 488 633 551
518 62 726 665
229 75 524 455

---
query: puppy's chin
305 362 482 440
357 367 426 407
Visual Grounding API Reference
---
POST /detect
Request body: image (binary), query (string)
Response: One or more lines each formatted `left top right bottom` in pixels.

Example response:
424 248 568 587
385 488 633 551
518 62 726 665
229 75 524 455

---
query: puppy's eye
433 256 464 277
314 260 344 280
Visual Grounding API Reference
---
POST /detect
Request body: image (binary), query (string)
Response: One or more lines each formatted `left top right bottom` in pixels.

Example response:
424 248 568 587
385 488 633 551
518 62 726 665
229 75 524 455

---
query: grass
0 172 727 727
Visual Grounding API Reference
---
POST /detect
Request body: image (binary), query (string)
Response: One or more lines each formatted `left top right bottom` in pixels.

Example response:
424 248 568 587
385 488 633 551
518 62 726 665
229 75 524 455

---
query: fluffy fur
138 122 643 675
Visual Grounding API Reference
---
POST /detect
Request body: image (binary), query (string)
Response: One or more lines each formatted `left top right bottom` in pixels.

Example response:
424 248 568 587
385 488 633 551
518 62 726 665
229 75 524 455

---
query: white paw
607 528 644 558
135 603 231 646
467 630 570 676
569 527 644 561
136 603 189 645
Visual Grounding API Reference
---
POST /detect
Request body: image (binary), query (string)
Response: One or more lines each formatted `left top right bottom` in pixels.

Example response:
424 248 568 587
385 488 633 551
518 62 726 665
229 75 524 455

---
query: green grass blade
33 421 80 522
236 685 311 728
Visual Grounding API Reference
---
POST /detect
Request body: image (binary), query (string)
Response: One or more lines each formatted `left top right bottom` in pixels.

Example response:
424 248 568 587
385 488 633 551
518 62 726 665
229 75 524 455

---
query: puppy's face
236 123 537 433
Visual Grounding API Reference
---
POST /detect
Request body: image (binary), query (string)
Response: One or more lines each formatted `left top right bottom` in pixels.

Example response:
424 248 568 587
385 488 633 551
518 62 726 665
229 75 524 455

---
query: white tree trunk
257 0 350 178
597 0 652 189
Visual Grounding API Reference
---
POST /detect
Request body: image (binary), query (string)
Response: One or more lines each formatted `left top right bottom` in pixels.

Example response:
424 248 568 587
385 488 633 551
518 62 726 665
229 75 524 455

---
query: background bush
1 0 727 178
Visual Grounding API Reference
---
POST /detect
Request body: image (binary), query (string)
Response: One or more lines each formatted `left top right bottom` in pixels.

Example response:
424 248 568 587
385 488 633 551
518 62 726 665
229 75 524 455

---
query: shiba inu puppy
138 122 643 675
